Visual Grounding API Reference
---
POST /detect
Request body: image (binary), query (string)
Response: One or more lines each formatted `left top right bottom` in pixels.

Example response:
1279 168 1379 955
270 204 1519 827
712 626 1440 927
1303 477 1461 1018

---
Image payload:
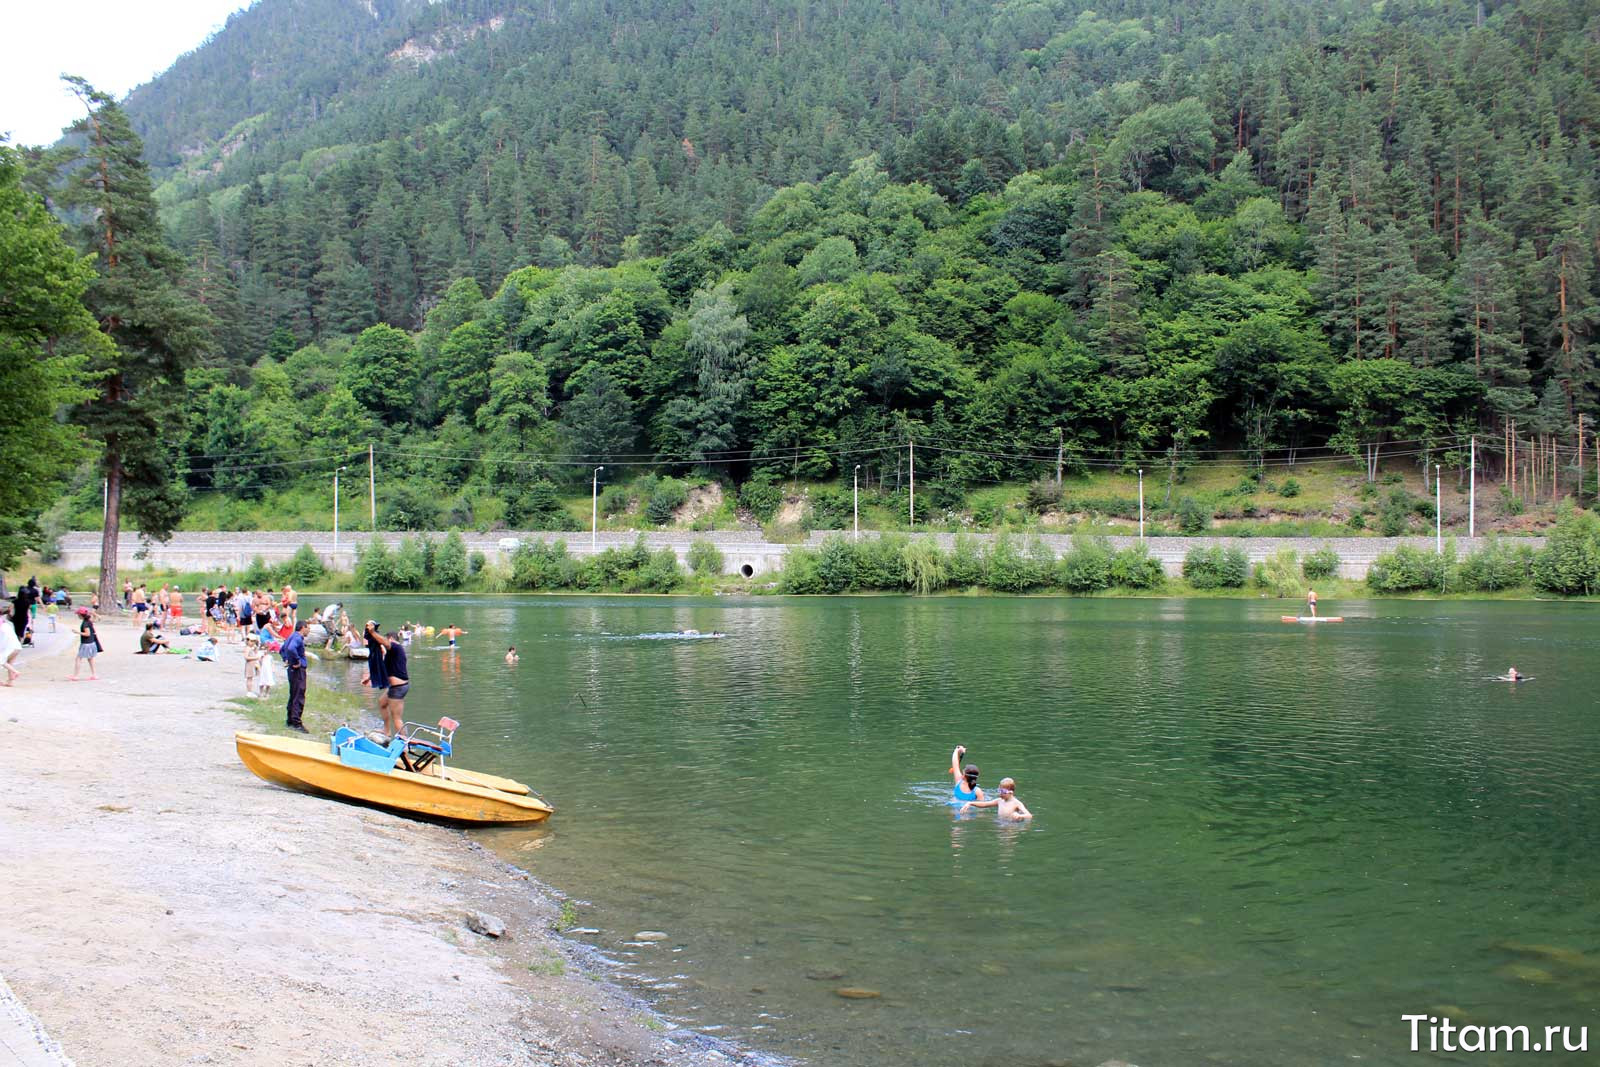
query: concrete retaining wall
55 530 1544 581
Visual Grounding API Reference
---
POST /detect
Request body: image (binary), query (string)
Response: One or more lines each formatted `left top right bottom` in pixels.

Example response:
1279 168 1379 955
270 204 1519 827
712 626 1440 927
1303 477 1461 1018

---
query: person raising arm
949 745 984 805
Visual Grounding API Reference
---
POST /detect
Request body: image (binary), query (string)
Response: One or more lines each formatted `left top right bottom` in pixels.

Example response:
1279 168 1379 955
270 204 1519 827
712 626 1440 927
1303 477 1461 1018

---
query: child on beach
256 647 276 699
243 636 263 693
70 608 101 681
0 607 21 685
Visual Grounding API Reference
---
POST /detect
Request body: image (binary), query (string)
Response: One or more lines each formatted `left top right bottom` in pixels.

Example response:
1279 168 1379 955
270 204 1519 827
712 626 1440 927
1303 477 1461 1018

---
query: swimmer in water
505 646 519 664
949 745 984 805
1506 666 1523 681
438 624 467 648
963 776 1033 820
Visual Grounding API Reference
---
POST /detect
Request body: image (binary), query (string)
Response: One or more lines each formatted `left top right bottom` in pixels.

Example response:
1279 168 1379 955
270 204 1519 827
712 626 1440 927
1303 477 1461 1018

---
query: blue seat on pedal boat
331 726 405 773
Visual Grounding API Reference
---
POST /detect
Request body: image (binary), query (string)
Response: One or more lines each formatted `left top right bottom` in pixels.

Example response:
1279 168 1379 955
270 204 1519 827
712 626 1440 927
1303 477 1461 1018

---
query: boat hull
235 732 552 824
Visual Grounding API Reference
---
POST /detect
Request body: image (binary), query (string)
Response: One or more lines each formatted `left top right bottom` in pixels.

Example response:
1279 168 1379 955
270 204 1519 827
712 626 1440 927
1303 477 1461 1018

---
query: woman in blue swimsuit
949 745 985 805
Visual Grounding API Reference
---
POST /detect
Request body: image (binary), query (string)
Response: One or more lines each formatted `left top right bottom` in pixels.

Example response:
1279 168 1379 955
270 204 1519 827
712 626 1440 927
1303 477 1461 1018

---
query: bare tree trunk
98 449 123 609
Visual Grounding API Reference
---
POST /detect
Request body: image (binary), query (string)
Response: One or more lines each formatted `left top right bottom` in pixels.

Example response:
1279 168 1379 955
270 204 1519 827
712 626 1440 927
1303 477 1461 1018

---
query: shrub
1532 509 1600 594
243 554 274 587
1347 512 1367 531
511 539 577 590
1278 478 1301 498
286 543 326 585
739 471 784 521
903 539 947 595
1378 489 1413 536
468 550 486 576
355 538 399 591
433 531 469 590
1058 536 1112 592
1458 537 1532 592
947 534 985 587
1367 545 1448 592
971 497 1005 526
1254 548 1300 597
808 487 852 530
1176 496 1209 534
599 484 633 517
687 539 724 576
1302 548 1340 581
392 535 430 589
380 484 442 531
510 481 580 530
1183 546 1248 588
1025 479 1064 514
778 546 824 594
815 536 858 592
1111 544 1165 589
646 477 689 525
634 547 683 592
857 535 909 590
986 534 1048 592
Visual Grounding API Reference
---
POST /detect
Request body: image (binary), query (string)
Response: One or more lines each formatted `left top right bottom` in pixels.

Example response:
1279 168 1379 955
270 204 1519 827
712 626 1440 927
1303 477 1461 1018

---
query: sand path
1 616 760 1067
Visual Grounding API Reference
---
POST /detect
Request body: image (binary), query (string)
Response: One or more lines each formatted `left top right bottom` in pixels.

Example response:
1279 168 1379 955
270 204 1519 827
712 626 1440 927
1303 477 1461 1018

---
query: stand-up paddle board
1281 616 1344 623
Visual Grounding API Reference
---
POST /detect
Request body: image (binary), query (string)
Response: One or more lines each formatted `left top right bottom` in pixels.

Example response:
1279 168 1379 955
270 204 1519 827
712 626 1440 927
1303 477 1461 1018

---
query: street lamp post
853 465 861 542
333 466 347 566
1138 469 1145 542
1440 463 1452 556
592 466 605 552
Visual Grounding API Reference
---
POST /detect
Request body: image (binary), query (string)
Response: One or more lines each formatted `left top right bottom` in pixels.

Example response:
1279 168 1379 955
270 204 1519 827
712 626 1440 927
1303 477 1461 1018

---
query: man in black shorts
362 620 391 734
368 629 410 740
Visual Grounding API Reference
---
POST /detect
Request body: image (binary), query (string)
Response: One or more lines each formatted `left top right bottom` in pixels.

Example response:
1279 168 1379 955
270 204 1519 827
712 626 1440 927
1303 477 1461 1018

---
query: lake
314 595 1600 1066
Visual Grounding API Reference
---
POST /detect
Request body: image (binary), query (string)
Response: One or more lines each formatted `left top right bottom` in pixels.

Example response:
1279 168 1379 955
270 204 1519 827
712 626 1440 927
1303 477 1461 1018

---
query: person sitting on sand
949 745 985 805
139 622 171 655
195 636 218 662
505 646 519 664
962 777 1033 820
438 624 467 648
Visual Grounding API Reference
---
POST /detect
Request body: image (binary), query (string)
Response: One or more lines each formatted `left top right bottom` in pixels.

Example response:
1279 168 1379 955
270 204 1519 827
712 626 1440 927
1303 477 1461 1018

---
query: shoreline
1 614 777 1067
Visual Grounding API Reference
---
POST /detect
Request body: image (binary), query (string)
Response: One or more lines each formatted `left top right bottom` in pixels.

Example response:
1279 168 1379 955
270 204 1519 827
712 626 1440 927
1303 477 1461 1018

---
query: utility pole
1468 436 1475 539
333 466 347 566
1138 469 1145 542
908 439 915 528
1435 464 1442 554
368 443 376 531
1055 427 1063 487
853 465 861 543
592 466 604 551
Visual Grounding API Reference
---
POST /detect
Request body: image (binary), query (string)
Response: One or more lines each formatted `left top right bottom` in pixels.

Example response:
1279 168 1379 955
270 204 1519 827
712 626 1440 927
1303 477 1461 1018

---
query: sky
3 0 251 147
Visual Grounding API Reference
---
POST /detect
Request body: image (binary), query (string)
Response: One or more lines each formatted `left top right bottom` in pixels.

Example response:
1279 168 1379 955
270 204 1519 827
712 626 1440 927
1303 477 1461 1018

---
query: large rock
466 911 507 939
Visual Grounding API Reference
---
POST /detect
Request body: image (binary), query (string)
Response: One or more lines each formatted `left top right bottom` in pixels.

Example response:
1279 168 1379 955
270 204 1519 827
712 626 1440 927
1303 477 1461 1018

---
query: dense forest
10 0 1600 551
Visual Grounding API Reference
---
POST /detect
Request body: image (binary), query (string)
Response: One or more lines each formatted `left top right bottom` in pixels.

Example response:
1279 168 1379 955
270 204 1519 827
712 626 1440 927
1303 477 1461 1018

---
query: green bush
1302 548 1340 581
687 539 724 576
468 550 486 575
599 484 633 517
511 539 579 590
1025 478 1064 514
1176 496 1209 534
987 534 1047 592
510 481 580 530
1183 546 1248 588
392 535 430 589
634 547 683 592
1347 512 1367 531
1278 478 1301 498
739 472 784 522
947 534 985 587
646 477 689 525
777 546 823 594
1458 537 1532 591
1379 489 1413 536
355 537 399 591
815 536 858 592
808 487 852 530
286 543 325 585
1058 536 1112 591
1111 544 1165 589
971 497 1005 526
1367 545 1448 592
433 531 469 589
1254 548 1300 597
857 535 910 590
903 539 947 594
1532 509 1600 594
380 485 442 531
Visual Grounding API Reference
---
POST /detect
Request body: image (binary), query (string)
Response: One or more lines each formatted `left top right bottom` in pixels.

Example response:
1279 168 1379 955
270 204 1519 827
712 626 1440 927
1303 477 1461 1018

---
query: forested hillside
22 0 1600 539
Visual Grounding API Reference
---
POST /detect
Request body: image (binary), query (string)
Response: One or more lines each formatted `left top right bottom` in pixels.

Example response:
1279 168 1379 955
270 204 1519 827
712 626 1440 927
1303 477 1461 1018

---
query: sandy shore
1 615 769 1067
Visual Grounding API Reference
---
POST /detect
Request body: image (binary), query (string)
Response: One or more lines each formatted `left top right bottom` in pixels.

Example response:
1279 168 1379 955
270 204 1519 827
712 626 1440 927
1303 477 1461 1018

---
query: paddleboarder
1306 588 1318 618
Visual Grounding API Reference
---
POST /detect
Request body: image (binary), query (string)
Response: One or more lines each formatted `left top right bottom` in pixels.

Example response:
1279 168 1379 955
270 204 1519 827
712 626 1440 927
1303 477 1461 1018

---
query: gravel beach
1 614 770 1067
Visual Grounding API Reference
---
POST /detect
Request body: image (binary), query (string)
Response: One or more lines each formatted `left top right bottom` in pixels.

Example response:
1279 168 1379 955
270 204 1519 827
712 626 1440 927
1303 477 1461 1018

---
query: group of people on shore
126 581 301 639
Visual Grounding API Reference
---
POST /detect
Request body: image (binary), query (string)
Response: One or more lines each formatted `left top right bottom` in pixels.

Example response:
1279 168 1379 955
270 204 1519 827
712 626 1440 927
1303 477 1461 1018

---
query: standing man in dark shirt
368 629 410 740
281 620 310 733
361 620 390 735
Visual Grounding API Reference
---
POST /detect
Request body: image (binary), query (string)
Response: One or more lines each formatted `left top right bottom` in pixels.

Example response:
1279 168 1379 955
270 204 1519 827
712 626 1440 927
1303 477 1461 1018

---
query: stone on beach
466 911 508 938
633 930 670 942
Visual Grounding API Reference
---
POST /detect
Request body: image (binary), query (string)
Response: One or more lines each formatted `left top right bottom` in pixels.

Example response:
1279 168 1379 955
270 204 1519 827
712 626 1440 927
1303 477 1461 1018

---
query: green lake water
316 596 1600 1066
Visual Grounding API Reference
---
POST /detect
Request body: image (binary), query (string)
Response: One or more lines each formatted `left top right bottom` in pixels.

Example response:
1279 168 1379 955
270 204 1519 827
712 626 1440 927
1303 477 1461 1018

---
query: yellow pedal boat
235 732 553 824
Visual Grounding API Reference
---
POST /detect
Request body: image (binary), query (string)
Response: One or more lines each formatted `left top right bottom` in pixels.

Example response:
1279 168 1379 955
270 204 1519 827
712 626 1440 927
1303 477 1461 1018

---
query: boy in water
962 777 1033 820
505 646 519 664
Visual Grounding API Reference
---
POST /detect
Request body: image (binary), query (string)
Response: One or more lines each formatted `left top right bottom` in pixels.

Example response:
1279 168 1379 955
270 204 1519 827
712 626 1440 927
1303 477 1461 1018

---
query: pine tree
52 77 214 605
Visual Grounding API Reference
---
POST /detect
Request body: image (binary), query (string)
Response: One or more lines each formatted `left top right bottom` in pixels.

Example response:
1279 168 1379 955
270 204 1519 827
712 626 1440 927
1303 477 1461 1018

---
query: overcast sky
3 0 251 147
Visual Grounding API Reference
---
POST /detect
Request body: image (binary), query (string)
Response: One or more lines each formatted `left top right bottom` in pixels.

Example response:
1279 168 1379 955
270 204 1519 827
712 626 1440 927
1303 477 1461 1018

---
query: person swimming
439 624 467 648
963 776 1033 820
505 646 519 664
1506 666 1523 681
949 745 984 805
